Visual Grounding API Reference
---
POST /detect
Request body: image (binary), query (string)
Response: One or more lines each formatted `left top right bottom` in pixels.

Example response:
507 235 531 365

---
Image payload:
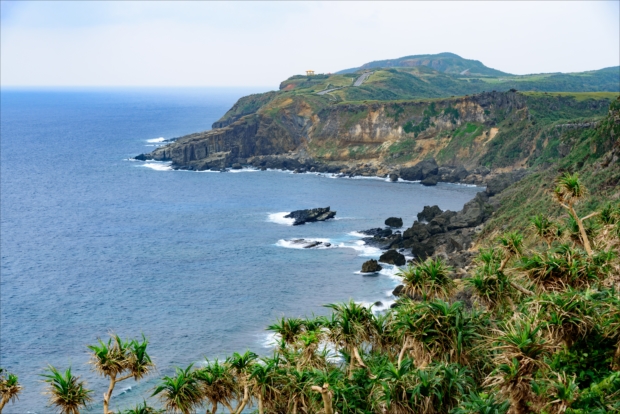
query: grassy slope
482 97 620 237
214 65 618 127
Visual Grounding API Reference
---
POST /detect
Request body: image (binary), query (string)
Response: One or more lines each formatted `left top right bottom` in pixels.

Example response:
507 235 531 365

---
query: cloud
1 1 618 87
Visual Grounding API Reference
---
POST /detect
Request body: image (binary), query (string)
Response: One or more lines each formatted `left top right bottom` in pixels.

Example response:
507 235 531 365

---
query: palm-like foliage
324 300 375 373
487 318 553 412
497 232 524 271
152 365 202 414
519 243 614 291
121 400 164 414
194 359 236 414
533 288 598 346
370 357 416 413
88 333 155 414
409 362 474 413
226 351 257 414
267 317 304 347
41 366 92 414
0 369 22 413
466 248 519 311
553 172 595 255
395 300 478 366
249 359 280 414
451 391 510 414
397 257 455 300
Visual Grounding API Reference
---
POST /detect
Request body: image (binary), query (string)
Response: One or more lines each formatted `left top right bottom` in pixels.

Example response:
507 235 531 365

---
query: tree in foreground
41 365 92 414
152 365 202 414
0 368 22 414
88 333 155 414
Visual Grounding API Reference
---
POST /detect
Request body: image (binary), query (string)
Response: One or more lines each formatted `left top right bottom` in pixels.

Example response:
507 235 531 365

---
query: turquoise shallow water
0 88 482 413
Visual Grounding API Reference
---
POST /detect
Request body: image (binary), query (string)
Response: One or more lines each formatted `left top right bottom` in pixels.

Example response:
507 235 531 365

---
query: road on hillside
316 87 342 95
353 71 373 86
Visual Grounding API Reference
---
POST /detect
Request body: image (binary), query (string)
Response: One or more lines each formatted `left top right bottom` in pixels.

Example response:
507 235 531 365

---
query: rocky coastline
135 150 515 188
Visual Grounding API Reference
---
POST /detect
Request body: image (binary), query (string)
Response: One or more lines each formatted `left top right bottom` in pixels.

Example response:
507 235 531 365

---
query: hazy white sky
1 1 618 87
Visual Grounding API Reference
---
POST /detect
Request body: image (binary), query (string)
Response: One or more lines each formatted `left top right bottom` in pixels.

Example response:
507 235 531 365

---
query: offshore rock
361 259 383 273
379 249 406 266
385 217 403 227
284 207 336 225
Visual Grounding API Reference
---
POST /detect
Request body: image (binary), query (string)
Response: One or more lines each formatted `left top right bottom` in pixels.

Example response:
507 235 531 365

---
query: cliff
136 53 618 182
137 91 615 182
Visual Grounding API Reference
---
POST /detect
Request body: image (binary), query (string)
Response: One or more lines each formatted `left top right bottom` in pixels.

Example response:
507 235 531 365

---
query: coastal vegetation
3 172 618 413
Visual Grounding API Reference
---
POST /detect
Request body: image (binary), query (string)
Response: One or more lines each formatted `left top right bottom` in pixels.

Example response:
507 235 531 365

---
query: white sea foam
275 238 332 249
137 161 173 171
357 300 395 313
146 137 166 143
337 240 380 257
267 212 295 226
379 264 403 280
118 386 132 396
229 167 259 173
260 332 281 348
347 231 368 238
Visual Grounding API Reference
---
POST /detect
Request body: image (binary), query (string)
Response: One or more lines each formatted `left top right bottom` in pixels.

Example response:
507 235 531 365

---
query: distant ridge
337 52 510 76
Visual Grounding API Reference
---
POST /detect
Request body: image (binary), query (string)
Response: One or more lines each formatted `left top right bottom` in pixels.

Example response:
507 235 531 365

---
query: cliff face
138 91 615 176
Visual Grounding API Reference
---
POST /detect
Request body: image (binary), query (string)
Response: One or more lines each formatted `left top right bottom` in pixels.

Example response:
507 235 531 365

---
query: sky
1 1 619 88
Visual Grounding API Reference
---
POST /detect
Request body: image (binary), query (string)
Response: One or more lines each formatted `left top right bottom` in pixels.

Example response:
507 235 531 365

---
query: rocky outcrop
362 188 498 274
421 175 439 186
379 250 406 266
400 159 439 181
417 205 442 222
361 259 382 273
385 217 403 227
285 207 336 225
486 170 529 196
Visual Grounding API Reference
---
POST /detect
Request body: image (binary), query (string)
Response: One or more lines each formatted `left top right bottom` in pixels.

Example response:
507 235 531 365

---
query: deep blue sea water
0 88 482 413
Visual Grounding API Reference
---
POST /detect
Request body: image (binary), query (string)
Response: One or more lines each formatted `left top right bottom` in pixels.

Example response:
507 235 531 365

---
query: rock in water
399 158 439 181
284 207 336 225
392 285 405 297
361 259 382 273
420 175 439 186
389 173 399 182
385 217 403 228
379 249 406 266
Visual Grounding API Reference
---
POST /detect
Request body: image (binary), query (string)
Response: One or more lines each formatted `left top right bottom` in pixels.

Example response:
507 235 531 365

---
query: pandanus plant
324 300 375 375
267 317 305 349
195 359 236 414
41 365 93 414
152 365 202 414
0 369 22 414
249 359 279 414
396 257 455 300
466 247 519 311
121 400 163 414
227 351 257 414
88 333 155 414
553 172 598 256
486 317 554 414
395 299 478 367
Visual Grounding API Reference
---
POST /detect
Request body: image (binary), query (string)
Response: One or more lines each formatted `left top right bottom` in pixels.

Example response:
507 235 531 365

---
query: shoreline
129 157 485 189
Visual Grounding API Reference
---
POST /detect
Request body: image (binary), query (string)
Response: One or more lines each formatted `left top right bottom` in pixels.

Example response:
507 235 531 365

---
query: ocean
0 88 482 413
